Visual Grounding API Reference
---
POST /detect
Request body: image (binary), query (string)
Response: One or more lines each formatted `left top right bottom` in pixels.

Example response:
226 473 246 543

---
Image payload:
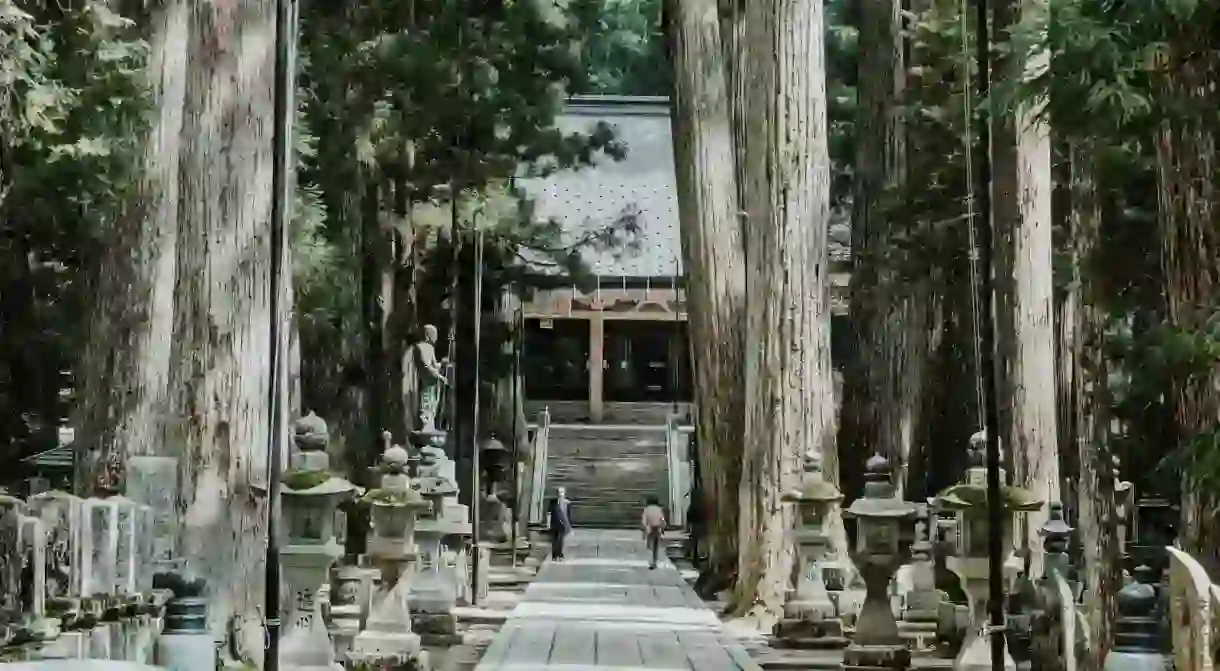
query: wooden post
589 315 605 423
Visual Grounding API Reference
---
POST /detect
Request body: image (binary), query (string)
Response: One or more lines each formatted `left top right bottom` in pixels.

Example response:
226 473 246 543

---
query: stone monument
155 574 215 671
897 505 940 653
776 448 846 646
327 565 377 662
28 491 83 602
0 489 28 622
279 412 356 671
348 443 432 671
841 454 918 671
1103 565 1169 671
125 456 180 572
936 432 1042 671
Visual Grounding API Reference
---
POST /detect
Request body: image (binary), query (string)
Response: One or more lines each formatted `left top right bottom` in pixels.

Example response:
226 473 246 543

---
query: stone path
475 530 761 671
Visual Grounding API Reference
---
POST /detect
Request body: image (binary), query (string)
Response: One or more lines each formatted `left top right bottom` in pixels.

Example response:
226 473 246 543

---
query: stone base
346 648 430 671
954 633 1015 671
413 613 457 636
842 643 911 671
776 617 846 643
350 629 422 662
489 541 531 558
898 620 938 654
420 633 464 648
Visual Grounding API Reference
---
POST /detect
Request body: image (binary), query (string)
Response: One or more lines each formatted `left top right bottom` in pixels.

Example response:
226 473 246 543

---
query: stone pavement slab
475 530 761 670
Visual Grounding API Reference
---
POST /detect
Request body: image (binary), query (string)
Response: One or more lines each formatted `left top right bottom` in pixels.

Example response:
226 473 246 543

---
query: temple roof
521 95 851 279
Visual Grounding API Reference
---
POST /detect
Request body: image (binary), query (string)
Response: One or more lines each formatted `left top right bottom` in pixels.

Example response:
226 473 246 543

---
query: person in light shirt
641 496 666 569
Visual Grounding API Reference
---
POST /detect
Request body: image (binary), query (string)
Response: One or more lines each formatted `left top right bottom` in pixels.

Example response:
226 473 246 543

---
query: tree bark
732 0 842 630
492 289 532 542
171 0 284 659
991 0 1059 578
1154 40 1220 572
74 0 186 493
841 0 931 498
1068 145 1120 671
666 0 746 589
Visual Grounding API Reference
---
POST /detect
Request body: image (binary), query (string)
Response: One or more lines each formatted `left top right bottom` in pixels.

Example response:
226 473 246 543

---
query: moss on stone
361 488 422 506
281 469 330 490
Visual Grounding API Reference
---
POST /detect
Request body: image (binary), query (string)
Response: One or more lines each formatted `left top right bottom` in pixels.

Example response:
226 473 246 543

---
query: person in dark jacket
548 496 572 561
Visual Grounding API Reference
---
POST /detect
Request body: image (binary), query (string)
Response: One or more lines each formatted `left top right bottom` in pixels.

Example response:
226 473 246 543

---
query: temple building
520 95 851 425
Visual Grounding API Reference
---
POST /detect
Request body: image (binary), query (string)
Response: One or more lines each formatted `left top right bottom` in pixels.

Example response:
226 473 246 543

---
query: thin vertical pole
970 0 1004 668
510 288 521 568
448 193 460 435
470 227 485 605
264 0 296 664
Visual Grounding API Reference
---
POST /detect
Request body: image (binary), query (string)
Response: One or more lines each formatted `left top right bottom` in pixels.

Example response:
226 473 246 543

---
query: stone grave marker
28 491 83 600
125 457 178 570
81 498 118 597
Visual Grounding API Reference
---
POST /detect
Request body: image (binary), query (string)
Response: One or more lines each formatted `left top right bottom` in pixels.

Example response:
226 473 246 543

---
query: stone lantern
279 412 356 671
935 431 1042 671
1038 502 1073 582
412 476 464 616
779 449 843 634
348 443 432 670
841 454 918 671
1031 502 1084 671
481 437 510 481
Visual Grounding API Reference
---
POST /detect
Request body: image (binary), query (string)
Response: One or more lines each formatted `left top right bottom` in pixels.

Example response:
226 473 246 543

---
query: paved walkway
475 530 761 670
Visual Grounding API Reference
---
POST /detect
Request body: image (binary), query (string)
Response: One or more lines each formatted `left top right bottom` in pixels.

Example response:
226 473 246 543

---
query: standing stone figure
413 324 448 432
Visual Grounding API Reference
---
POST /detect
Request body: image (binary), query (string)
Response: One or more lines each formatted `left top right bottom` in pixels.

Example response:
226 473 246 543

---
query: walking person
641 496 667 569
548 496 572 561
557 487 572 523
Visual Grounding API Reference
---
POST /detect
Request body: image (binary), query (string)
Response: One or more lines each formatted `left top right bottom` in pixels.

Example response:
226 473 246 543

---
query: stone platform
475 529 760 670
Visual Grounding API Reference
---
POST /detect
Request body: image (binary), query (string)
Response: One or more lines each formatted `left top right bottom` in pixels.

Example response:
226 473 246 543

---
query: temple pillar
589 315 605 422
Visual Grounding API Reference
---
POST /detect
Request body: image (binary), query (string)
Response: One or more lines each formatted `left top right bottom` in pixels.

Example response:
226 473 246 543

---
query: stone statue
413 324 448 432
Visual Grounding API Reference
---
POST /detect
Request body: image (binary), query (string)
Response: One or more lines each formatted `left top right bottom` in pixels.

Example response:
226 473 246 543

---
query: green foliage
570 0 670 96
1008 0 1220 495
1108 313 1220 496
295 0 642 395
0 0 148 472
869 1 975 280
826 0 858 210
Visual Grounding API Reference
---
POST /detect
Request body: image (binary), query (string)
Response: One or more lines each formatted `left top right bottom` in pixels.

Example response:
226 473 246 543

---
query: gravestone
0 490 28 622
125 457 178 571
28 492 83 600
80 499 118 598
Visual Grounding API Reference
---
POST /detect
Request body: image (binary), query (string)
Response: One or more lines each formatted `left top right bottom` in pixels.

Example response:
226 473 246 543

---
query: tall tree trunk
841 0 925 497
1068 145 1120 671
1053 138 1079 515
171 0 284 658
666 0 746 589
991 0 1059 577
75 0 186 493
389 178 416 438
1154 38 1220 572
732 0 842 630
492 290 532 542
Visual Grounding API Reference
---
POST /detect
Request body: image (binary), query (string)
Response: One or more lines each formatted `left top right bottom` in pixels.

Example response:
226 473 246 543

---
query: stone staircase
542 424 670 528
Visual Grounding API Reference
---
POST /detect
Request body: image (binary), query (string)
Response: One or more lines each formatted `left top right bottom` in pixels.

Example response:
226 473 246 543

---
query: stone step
547 424 668 442
542 424 673 527
547 436 667 458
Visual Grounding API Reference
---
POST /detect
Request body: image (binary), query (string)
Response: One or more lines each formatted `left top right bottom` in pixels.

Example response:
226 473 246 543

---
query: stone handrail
664 415 695 529
527 408 551 525
1051 569 1078 671
1167 546 1214 671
